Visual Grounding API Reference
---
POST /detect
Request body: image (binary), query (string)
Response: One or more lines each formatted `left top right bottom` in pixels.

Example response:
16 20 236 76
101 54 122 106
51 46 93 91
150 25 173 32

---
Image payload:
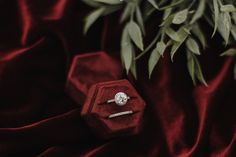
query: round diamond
114 92 128 106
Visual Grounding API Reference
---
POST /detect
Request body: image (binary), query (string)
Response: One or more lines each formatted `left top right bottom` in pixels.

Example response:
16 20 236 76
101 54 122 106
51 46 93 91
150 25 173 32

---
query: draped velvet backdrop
0 0 235 157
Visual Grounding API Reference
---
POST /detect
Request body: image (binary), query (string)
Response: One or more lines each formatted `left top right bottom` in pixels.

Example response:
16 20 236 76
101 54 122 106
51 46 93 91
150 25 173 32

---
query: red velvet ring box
81 80 146 139
66 52 146 139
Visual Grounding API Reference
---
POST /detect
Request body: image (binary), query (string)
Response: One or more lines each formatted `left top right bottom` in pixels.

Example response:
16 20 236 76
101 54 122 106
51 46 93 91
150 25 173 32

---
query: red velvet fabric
0 0 235 157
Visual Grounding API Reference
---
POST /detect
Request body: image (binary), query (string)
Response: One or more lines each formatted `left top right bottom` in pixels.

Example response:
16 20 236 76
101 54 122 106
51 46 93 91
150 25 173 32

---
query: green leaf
163 8 172 20
130 48 137 79
148 41 166 77
220 4 236 12
84 7 105 34
148 48 161 78
128 21 144 51
120 3 132 23
204 12 214 27
135 33 160 60
231 27 236 41
93 0 123 5
130 57 137 80
190 0 205 24
158 0 166 6
194 54 208 86
160 14 175 27
135 5 145 34
159 0 186 11
187 50 197 85
170 41 181 61
143 1 155 19
220 48 236 56
218 12 231 45
121 25 133 73
165 27 181 42
183 27 191 34
232 13 236 24
148 0 159 9
170 27 190 60
82 0 101 7
192 23 207 48
156 41 166 56
187 51 207 86
186 37 201 55
172 9 188 24
212 0 219 37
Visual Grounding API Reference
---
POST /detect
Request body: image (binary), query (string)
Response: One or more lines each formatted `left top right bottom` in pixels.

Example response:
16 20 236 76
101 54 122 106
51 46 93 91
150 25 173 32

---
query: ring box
66 52 122 105
66 52 146 139
81 80 146 139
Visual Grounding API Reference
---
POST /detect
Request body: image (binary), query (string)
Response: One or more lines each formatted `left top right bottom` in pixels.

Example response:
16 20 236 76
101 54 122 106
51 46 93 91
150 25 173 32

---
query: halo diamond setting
114 92 129 106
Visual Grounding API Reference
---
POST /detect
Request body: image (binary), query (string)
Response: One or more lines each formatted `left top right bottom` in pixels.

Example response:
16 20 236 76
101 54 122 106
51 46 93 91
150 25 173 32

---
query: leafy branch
82 0 236 85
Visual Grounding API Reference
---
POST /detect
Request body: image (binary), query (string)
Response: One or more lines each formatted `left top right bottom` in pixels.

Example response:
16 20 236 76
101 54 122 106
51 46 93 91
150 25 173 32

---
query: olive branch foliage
82 0 236 85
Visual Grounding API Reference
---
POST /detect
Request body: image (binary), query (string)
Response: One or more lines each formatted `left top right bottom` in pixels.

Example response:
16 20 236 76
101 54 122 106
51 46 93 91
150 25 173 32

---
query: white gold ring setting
107 92 130 106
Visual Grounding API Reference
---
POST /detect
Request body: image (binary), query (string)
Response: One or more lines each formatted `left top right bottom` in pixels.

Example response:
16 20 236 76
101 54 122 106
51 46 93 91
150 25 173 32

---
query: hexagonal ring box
66 52 146 139
81 80 146 139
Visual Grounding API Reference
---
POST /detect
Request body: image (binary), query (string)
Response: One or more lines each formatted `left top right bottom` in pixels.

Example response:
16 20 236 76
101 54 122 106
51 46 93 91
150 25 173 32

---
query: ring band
108 110 133 119
107 92 130 106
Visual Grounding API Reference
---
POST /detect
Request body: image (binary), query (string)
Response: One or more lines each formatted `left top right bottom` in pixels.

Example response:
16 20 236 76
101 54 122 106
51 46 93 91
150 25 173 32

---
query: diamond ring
108 110 133 119
107 92 130 106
